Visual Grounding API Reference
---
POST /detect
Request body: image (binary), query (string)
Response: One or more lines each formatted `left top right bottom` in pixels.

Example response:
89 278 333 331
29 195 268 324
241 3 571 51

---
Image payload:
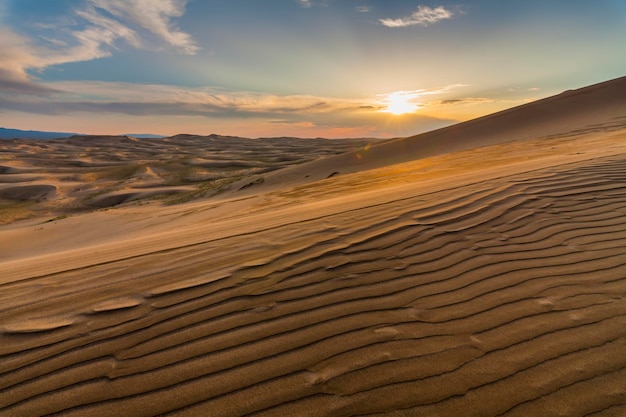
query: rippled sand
1 76 625 416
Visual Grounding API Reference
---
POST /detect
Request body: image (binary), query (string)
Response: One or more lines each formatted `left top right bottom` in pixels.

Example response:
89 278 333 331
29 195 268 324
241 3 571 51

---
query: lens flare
382 91 421 115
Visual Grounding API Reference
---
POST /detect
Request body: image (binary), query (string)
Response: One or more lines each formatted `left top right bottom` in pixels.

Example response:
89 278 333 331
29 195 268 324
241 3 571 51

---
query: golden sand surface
1 77 625 416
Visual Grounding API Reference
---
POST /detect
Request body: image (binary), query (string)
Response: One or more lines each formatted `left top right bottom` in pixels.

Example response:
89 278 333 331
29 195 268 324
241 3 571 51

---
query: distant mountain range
0 128 165 140
0 127 78 140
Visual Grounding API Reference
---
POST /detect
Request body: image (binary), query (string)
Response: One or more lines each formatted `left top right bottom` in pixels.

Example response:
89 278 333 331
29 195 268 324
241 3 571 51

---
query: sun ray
381 91 422 115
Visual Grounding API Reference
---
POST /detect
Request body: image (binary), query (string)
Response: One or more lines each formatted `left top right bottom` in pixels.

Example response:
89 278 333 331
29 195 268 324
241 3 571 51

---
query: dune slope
230 75 626 193
0 77 625 416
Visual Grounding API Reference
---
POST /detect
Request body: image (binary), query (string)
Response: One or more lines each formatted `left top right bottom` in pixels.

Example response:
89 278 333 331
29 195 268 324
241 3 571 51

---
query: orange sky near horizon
1 0 624 138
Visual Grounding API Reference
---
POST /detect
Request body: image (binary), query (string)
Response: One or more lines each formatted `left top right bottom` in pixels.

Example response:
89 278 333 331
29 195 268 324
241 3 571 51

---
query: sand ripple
0 152 624 416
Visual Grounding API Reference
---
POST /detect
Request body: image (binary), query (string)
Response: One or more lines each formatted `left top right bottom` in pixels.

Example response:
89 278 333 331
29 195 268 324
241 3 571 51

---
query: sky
1 0 625 138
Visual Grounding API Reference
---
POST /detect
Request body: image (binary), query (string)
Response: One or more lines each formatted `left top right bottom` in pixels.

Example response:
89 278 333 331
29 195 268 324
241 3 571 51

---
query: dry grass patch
0 201 34 224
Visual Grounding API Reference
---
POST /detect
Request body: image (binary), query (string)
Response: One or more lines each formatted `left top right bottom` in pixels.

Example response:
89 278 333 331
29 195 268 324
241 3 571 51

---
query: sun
382 91 421 115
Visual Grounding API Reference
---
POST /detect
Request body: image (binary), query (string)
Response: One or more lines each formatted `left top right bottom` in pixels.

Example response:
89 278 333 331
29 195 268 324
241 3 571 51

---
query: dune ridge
229 76 626 193
0 76 625 416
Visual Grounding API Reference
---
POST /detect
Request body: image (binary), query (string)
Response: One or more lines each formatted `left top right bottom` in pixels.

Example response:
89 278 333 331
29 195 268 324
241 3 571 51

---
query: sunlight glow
382 91 422 115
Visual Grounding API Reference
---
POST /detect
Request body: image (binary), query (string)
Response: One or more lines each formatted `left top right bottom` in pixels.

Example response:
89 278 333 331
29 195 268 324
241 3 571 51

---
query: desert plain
1 76 626 416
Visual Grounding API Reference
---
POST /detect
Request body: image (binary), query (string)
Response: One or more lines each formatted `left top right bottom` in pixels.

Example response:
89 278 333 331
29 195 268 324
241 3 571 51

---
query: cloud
0 80 379 120
268 120 316 128
0 28 61 95
0 69 60 95
0 77 462 137
356 6 371 13
86 0 198 54
380 5 454 28
0 14 137 95
1 81 478 139
0 0 198 97
39 36 69 47
437 97 493 105
298 0 331 8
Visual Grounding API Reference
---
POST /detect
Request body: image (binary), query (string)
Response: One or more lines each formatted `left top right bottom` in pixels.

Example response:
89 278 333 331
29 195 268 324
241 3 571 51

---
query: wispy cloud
268 120 316 128
436 97 493 105
35 0 198 67
0 80 378 119
0 69 60 95
298 0 331 8
0 28 60 95
380 5 454 28
86 0 199 55
356 6 371 13
0 0 197 97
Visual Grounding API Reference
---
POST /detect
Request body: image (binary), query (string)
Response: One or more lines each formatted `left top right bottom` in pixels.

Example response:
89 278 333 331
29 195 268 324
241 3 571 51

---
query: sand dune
229 76 626 194
0 135 372 223
0 77 625 416
0 184 57 201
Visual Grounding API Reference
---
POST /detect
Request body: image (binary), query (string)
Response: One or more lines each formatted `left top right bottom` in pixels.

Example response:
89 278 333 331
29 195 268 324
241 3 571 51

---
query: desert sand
1 76 625 416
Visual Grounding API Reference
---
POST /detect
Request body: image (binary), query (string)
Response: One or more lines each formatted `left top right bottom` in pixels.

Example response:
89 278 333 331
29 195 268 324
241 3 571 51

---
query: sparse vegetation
165 176 245 205
0 201 33 224
44 214 68 223
90 164 142 181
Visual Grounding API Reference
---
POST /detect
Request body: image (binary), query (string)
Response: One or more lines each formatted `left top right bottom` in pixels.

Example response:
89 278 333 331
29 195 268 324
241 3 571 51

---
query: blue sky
1 0 625 137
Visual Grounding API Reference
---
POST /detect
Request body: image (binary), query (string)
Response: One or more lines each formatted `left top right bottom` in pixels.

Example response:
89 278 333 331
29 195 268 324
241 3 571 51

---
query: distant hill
125 133 166 139
0 128 165 140
0 127 78 140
